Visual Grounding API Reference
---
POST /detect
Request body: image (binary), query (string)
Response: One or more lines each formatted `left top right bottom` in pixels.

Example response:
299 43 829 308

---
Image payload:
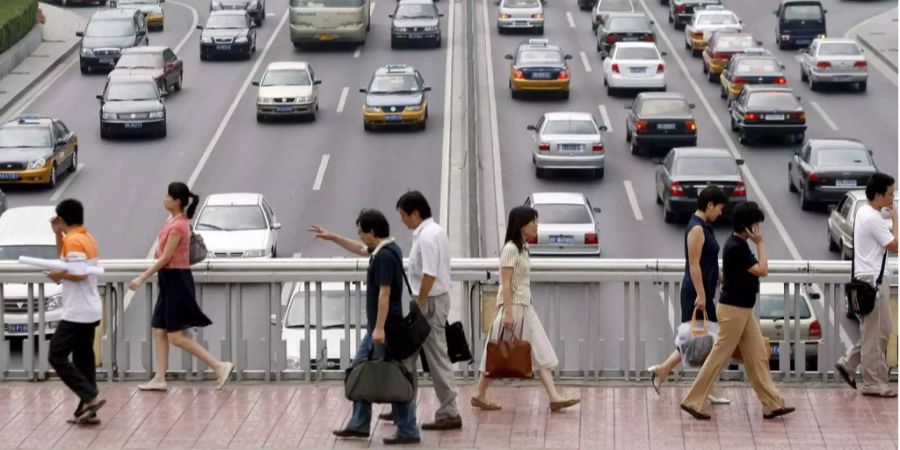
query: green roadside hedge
0 0 38 55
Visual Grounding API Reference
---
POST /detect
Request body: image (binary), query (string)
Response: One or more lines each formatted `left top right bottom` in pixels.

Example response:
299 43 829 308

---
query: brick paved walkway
0 382 895 449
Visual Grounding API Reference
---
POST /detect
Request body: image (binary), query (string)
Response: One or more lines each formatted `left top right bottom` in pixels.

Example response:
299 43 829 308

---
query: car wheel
691 48 700 57
720 85 727 99
364 122 372 131
828 230 839 252
510 89 519 99
174 73 183 91
702 63 708 74
537 26 544 35
158 123 167 138
419 119 426 130
561 90 569 100
606 85 614 96
663 203 676 223
595 167 604 179
535 166 544 178
730 116 738 131
100 126 110 140
799 187 812 211
840 241 851 261
656 190 662 205
391 38 398 49
684 38 690 50
80 64 90 74
738 130 749 145
630 140 640 156
858 81 867 92
257 114 265 123
778 41 788 50
809 79 817 91
67 151 78 173
707 69 717 82
800 67 808 82
200 52 208 61
48 165 57 188
625 127 632 143
795 132 804 143
789 172 797 192
668 12 673 24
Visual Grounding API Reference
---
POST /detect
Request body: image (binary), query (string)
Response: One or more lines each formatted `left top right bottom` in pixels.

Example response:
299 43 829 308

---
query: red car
110 46 184 93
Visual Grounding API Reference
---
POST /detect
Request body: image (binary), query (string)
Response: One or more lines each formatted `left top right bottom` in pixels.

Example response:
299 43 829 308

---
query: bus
289 0 370 47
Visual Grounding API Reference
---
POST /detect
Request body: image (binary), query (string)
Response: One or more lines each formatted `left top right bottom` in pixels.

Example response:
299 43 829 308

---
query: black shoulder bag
382 246 432 361
845 214 887 316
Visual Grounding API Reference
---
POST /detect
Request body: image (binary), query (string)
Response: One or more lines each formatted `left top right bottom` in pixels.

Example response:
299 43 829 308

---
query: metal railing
0 258 895 383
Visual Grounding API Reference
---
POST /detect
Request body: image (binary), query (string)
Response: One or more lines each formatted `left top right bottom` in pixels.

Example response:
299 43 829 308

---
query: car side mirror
273 222 282 230
599 51 608 59
809 292 821 300
56 139 67 146
772 10 778 15
564 54 573 60
96 94 104 101
868 149 874 155
526 125 536 131
592 207 602 214
159 92 168 98
756 40 763 46
388 13 393 17
270 314 278 326
688 103 696 109
359 88 367 93
504 54 513 60
827 205 837 213
196 25 204 30
439 13 444 17
796 95 802 101
624 104 632 110
649 20 655 25
660 51 668 56
598 125 608 132
252 81 260 86
735 159 745 165
423 86 432 92
76 31 84 37
823 9 827 13
651 158 663 165
313 80 322 85
780 64 786 70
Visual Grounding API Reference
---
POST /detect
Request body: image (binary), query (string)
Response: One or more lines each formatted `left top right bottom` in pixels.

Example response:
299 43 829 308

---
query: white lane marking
598 104 612 133
370 1 376 15
623 180 643 221
124 11 291 311
481 0 505 245
810 100 839 131
312 154 330 191
336 86 349 113
438 0 457 226
170 0 199 54
658 292 675 331
579 51 592 73
793 54 803 63
49 163 86 202
566 11 576 28
353 46 362 58
636 0 802 260
267 13 275 17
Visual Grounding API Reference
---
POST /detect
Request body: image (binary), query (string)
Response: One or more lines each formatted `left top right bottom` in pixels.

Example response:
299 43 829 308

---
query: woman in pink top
129 182 233 391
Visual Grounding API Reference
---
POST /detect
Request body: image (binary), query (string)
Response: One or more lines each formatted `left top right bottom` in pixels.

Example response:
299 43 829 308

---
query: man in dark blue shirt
309 209 420 445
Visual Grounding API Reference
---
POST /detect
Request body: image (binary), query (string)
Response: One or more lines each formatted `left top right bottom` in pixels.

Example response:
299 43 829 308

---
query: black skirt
151 268 212 332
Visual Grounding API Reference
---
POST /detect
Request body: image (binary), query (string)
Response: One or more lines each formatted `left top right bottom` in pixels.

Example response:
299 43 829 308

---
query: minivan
77 9 149 74
774 0 826 49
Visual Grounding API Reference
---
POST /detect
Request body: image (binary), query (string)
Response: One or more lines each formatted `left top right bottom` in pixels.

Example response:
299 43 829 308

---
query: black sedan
625 92 697 156
655 147 746 222
788 138 878 210
668 0 722 30
596 13 655 55
729 85 805 145
198 11 257 60
98 74 167 139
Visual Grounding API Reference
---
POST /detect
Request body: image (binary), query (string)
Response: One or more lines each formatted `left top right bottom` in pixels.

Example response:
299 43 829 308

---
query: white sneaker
138 380 168 391
216 362 234 390
708 395 730 405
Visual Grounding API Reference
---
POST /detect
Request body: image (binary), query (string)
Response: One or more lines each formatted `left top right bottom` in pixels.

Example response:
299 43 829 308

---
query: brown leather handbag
484 311 532 379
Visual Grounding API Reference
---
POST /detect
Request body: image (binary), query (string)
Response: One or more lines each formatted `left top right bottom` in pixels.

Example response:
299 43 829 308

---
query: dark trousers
49 320 99 403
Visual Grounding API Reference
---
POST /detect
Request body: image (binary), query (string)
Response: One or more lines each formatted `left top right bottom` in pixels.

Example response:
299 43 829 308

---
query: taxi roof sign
385 64 409 72
528 38 549 45
742 47 767 54
702 4 725 9
17 114 41 123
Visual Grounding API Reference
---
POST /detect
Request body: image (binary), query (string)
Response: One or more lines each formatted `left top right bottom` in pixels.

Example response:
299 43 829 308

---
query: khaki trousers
840 276 893 394
683 303 784 414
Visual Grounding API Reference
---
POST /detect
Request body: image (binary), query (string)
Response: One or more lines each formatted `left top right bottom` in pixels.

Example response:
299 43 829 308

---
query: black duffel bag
345 349 416 404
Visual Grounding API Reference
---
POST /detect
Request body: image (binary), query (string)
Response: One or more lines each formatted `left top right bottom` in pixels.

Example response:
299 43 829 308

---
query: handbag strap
851 208 889 286
382 245 414 297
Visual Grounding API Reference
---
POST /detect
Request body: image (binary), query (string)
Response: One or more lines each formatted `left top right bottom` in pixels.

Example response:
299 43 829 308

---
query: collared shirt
59 226 101 323
408 218 451 297
854 204 894 279
365 238 404 332
497 241 532 306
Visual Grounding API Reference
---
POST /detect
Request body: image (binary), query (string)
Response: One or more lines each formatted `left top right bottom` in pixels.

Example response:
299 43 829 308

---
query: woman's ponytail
186 193 200 219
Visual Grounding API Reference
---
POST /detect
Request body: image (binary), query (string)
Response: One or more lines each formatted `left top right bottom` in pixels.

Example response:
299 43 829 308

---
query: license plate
99 57 114 64
275 106 292 113
771 343 780 356
765 114 785 121
385 114 402 121
6 324 27 333
514 21 528 27
836 179 856 188
318 34 334 41
630 67 647 74
795 39 810 45
657 123 676 130
833 76 852 82
560 144 582 152
550 235 574 245
124 122 143 129
216 44 231 51
623 36 639 41
0 173 20 180
531 72 552 79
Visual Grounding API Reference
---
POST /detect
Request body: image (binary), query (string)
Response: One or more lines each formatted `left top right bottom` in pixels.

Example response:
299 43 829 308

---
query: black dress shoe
333 428 370 438
422 416 462 430
383 435 421 445
378 412 394 421
680 404 711 420
763 406 796 419
835 363 857 390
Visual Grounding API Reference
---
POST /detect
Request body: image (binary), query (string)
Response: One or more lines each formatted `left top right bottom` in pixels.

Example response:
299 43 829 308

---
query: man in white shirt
392 191 462 430
836 173 898 397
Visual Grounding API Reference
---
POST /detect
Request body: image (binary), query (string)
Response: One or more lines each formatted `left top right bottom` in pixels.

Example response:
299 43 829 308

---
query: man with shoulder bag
836 173 898 398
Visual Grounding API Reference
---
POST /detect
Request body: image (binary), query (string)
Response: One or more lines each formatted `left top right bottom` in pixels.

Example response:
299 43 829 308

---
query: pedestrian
470 206 580 412
47 199 106 425
680 201 795 421
385 191 463 430
130 182 233 391
835 173 898 397
310 209 421 445
648 186 729 404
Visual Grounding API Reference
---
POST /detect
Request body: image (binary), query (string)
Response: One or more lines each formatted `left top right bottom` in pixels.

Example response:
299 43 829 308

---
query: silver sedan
799 38 868 92
527 112 608 179
525 192 602 256
497 0 544 34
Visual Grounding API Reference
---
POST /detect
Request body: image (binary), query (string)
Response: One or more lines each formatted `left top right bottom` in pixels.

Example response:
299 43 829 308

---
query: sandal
216 362 234 391
77 399 106 421
138 380 168 391
550 398 580 412
647 366 662 396
470 396 501 411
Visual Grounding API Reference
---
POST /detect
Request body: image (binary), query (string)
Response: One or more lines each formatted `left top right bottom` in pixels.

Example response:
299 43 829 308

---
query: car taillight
592 143 603 153
606 35 617 43
713 52 729 60
514 69 524 79
532 13 543 18
808 172 821 185
676 4 686 13
643 34 655 42
656 63 665 73
585 232 598 245
558 69 569 80
693 32 703 39
775 77 787 85
745 112 760 121
670 182 685 197
854 60 867 69
526 235 537 244
611 63 620 73
733 181 746 197
734 77 747 84
809 320 821 339
538 143 550 152
635 120 647 132
789 112 805 121
816 61 831 69
686 120 697 132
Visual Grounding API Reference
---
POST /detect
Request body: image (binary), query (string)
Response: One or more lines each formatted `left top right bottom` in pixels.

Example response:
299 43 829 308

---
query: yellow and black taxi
720 49 786 101
701 31 757 81
506 39 572 100
112 0 165 31
0 115 78 188
360 64 431 131
729 85 806 145
683 6 741 56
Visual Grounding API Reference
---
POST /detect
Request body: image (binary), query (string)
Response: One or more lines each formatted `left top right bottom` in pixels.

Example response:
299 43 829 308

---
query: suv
774 0 826 49
77 9 149 74
360 64 431 131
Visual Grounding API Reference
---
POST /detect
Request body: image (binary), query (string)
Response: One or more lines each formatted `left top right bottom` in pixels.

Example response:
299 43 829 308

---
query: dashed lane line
336 87 349 113
312 154 330 191
566 11 576 28
579 51 592 73
598 104 612 133
810 100 839 131
624 180 643 221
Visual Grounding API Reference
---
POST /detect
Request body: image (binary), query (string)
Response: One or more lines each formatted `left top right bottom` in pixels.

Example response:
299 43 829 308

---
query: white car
602 42 666 95
253 61 321 122
799 38 868 92
683 7 741 56
496 0 544 35
0 207 63 338
282 282 364 370
524 192 602 256
193 193 281 258
757 282 821 369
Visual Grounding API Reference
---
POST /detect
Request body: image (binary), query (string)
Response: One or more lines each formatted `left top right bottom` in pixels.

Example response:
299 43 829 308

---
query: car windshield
0 245 58 260
818 43 861 56
697 13 738 25
735 59 780 74
195 205 267 231
504 0 540 7
615 47 659 60
759 292 812 320
290 0 365 7
117 0 158 5
0 128 52 148
815 148 871 165
285 288 364 328
674 157 739 176
262 69 311 86
715 35 755 51
609 17 649 31
746 91 797 110
598 0 633 12
783 4 823 21
206 15 247 29
85 19 135 37
395 4 436 19
639 99 691 115
105 81 158 101
542 119 597 135
534 203 592 224
518 50 562 64
116 53 163 69
369 74 421 94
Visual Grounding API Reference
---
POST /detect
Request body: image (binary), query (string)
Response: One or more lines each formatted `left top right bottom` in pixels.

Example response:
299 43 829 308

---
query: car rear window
783 4 823 21
608 17 649 31
598 0 633 12
745 91 797 110
714 35 755 51
615 47 659 60
818 43 861 56
759 293 812 320
697 13 738 25
638 99 691 115
815 148 871 165
542 119 598 135
534 204 592 224
116 53 164 69
505 0 540 8
735 58 780 74
674 157 739 176
518 50 562 64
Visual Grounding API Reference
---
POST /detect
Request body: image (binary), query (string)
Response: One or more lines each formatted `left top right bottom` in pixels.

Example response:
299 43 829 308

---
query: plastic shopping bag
675 308 719 368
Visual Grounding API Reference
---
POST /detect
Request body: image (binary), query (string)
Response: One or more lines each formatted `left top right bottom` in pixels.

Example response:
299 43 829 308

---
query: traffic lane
190 10 448 259
4 4 290 259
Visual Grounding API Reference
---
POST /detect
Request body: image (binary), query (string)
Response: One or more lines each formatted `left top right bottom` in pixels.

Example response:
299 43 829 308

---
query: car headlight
235 36 249 43
405 105 423 112
27 158 46 170
101 111 113 120
364 106 381 113
258 97 274 104
81 48 94 56
243 249 267 257
423 26 438 32
47 294 62 311
394 27 408 32
148 111 164 119
296 96 310 103
211 1 221 9
201 36 213 43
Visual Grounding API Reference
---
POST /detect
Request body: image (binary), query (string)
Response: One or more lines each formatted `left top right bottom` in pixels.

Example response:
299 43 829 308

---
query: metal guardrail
0 258 895 383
